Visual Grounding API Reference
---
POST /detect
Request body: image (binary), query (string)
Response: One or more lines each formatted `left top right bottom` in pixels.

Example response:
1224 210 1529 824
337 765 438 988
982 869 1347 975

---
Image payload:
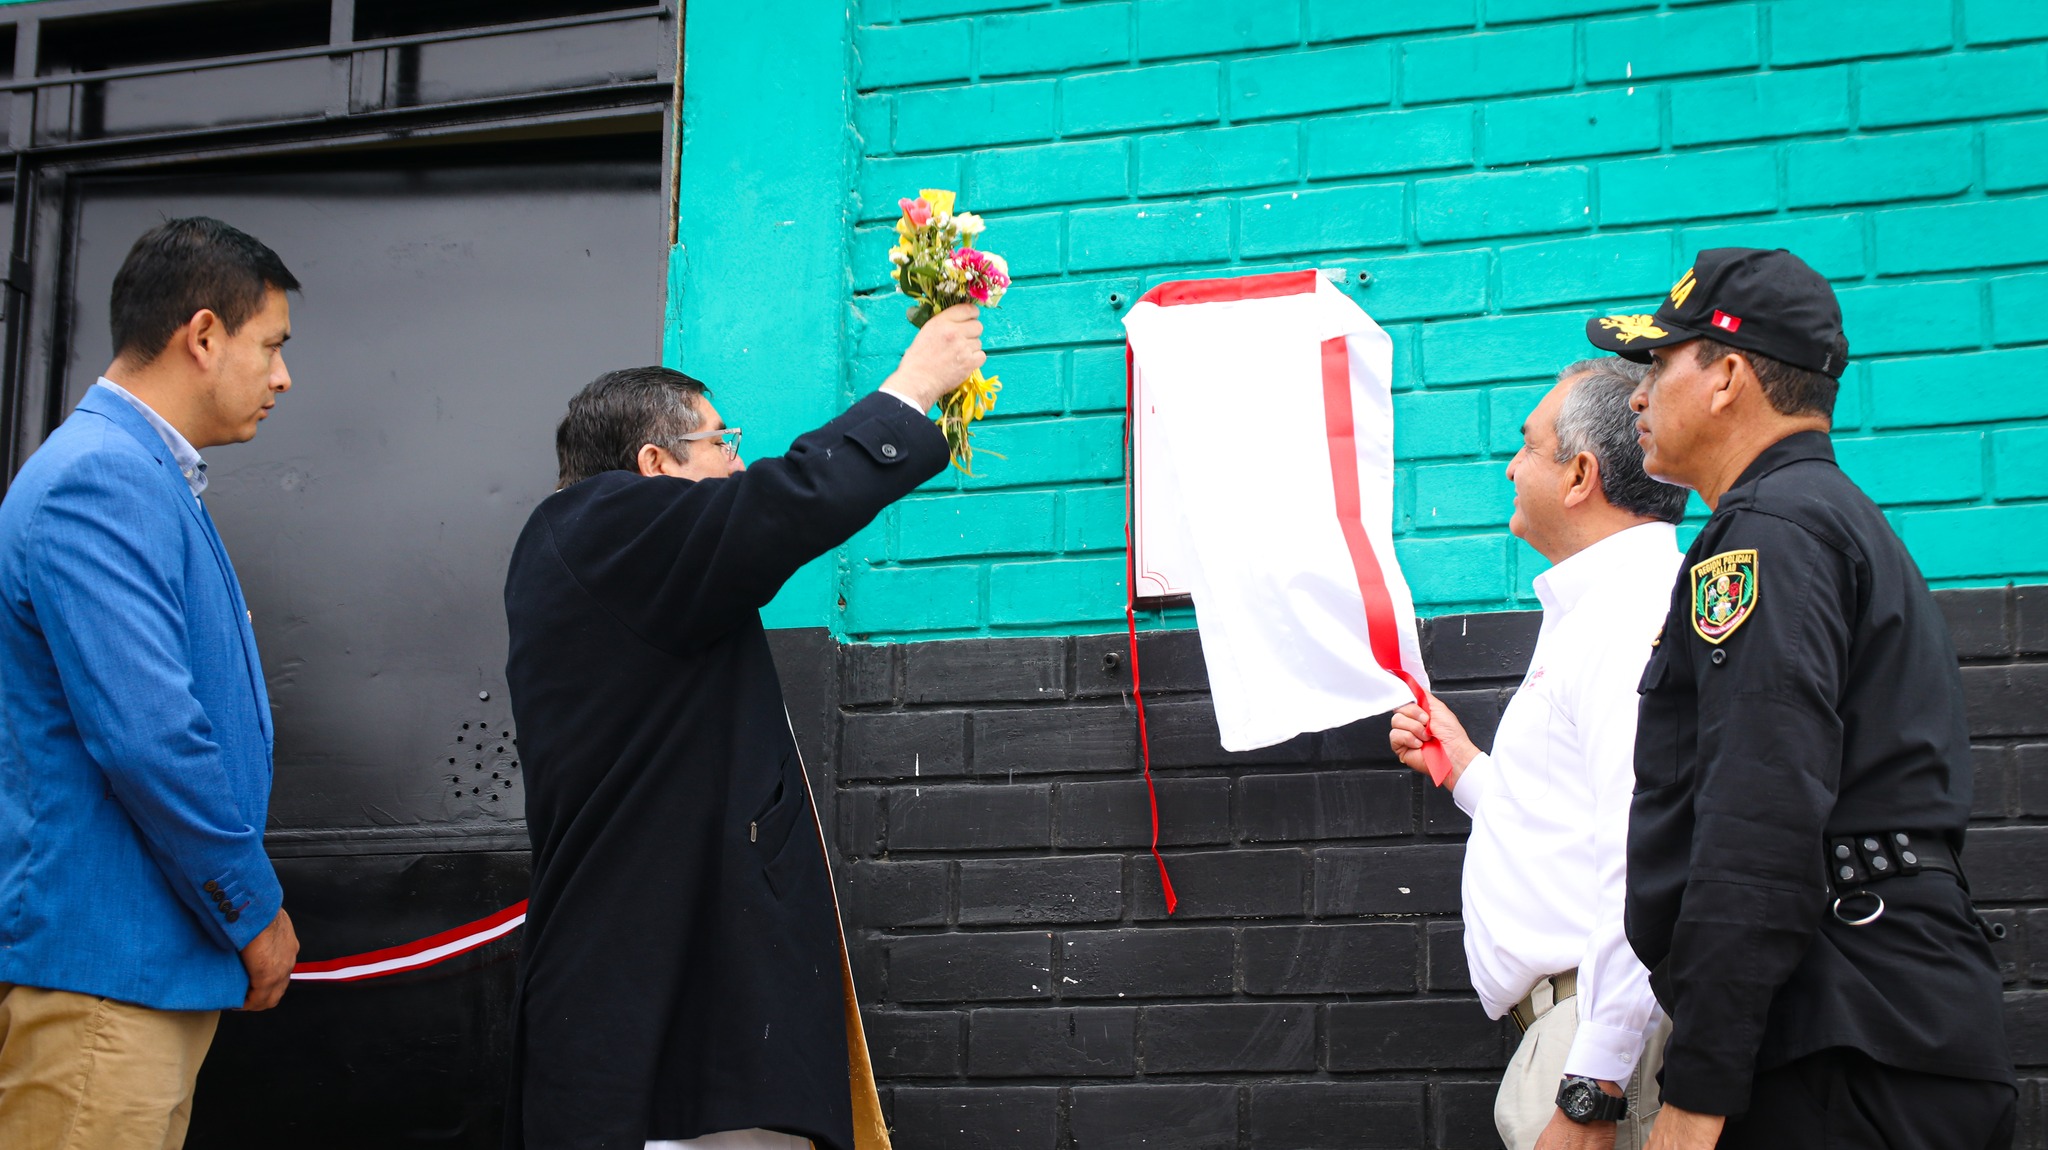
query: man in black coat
1586 249 2014 1150
501 305 984 1150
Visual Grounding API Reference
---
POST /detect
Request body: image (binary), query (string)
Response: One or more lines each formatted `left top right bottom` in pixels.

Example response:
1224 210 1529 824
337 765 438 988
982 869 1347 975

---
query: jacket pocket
1633 648 1689 792
748 752 813 898
1637 644 1669 695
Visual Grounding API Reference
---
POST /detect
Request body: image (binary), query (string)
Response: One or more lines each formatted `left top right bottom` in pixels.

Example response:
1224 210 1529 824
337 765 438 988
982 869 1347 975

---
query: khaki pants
0 984 219 1150
1496 985 1670 1150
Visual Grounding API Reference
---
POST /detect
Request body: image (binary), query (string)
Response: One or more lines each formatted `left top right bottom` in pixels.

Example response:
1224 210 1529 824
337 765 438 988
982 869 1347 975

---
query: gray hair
1551 357 1688 524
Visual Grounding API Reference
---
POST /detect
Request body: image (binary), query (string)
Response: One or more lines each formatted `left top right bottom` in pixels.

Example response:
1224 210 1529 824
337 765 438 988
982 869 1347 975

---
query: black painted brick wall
809 587 2048 1150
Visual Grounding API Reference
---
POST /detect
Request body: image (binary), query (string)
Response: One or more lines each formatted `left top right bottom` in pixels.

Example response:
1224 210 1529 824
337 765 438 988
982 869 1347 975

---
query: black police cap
1584 247 1849 378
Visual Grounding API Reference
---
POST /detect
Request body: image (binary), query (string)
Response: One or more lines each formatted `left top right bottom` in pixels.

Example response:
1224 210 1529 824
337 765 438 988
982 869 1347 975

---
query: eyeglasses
672 427 743 459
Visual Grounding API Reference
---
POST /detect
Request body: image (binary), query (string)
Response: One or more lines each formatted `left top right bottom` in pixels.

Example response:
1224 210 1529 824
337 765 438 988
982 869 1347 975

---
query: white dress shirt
1454 521 1681 1082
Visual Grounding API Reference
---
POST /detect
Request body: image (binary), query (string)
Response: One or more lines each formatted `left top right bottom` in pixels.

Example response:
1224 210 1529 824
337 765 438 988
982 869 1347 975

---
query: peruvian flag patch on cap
1711 309 1743 333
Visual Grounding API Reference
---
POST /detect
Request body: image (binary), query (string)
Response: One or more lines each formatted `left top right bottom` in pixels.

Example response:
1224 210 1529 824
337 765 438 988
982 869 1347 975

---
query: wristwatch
1556 1075 1628 1123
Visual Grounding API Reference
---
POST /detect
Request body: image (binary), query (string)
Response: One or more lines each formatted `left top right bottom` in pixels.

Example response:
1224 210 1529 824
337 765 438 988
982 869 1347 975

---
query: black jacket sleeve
1657 507 1857 1116
540 391 949 649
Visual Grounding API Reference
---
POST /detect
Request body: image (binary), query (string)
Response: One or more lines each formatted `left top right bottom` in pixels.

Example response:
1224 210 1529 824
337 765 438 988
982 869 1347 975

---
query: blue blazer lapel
76 386 274 744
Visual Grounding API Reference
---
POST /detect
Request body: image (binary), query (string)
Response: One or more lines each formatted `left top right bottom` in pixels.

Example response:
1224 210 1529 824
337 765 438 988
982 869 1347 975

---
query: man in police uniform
1584 248 2017 1150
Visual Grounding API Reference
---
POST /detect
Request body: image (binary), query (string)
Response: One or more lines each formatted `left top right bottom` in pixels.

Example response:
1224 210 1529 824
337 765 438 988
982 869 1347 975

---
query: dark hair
1692 337 1838 421
1554 357 1689 525
554 366 710 488
110 217 300 364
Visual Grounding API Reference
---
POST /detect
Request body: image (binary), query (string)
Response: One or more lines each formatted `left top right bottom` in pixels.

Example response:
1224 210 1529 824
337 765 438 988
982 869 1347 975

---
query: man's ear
1562 451 1601 509
635 443 670 477
1707 351 1747 416
182 308 223 369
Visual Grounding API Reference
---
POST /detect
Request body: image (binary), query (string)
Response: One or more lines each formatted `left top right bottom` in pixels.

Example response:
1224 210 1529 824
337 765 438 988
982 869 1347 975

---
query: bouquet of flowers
890 188 1010 474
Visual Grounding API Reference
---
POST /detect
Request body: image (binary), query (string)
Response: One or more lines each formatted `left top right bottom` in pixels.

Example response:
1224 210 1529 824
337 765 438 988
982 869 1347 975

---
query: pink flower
948 248 1011 304
948 247 1010 285
899 197 932 227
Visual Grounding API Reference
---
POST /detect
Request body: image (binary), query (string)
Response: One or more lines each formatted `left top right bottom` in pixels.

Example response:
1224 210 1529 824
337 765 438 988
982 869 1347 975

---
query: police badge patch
1691 549 1758 644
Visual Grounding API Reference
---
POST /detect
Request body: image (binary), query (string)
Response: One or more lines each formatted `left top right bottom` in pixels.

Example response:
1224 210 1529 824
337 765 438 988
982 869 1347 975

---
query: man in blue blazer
0 217 302 1149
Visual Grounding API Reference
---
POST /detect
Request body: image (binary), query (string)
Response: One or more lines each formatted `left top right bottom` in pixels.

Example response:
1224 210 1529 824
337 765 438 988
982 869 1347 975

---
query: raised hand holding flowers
890 189 1010 473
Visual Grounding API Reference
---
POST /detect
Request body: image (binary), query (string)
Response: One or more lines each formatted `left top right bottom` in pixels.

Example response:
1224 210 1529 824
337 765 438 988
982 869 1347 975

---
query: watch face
1559 1081 1595 1120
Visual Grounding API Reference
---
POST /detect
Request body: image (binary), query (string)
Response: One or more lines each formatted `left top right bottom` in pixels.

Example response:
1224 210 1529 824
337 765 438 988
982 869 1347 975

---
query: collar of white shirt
1531 519 1680 618
95 377 209 499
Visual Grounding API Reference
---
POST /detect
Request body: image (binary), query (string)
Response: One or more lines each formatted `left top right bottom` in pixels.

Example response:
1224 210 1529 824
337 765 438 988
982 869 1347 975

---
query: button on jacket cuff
840 390 948 468
1451 751 1494 816
210 866 284 953
1562 1017 1649 1083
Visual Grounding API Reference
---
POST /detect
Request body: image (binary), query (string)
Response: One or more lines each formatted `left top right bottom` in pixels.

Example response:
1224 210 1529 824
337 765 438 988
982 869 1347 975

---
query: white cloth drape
647 1130 811 1149
1124 273 1429 751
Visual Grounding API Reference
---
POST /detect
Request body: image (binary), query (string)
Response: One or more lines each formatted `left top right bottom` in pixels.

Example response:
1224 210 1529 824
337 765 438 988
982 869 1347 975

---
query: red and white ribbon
290 900 527 983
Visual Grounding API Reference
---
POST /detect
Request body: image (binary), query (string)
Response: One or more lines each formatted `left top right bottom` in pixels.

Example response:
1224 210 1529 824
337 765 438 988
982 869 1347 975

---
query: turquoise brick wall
676 0 2048 641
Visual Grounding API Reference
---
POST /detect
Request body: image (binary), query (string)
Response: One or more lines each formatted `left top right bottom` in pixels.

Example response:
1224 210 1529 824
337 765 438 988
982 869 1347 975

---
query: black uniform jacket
1627 431 2012 1117
501 393 947 1150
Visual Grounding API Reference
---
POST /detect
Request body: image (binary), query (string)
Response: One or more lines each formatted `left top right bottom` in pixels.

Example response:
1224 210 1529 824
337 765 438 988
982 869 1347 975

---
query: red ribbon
1318 336 1452 785
1125 339 1177 916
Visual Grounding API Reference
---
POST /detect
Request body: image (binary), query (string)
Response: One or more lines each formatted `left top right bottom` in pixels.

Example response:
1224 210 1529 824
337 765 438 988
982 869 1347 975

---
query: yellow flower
919 188 957 216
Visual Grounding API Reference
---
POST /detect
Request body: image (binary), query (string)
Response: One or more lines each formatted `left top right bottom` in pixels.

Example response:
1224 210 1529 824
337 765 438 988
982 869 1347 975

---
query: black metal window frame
0 0 680 481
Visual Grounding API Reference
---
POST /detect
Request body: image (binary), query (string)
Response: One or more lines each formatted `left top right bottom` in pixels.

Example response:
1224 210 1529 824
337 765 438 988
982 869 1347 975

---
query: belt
1510 969 1577 1033
1825 831 1986 932
1826 830 1957 892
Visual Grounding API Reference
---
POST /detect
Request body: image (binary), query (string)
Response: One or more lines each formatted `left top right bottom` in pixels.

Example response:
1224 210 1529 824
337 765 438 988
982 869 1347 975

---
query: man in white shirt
1391 357 1687 1150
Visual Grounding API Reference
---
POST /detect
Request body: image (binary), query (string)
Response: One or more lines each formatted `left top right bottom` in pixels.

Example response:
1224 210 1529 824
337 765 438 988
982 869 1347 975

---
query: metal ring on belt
1832 890 1886 926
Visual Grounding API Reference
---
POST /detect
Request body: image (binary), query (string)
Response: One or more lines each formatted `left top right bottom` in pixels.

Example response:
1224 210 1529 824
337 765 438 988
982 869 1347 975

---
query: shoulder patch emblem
1691 549 1758 644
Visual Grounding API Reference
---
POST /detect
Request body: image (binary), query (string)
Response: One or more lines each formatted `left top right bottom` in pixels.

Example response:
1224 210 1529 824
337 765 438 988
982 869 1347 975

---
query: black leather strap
1822 832 2002 937
1825 830 1955 893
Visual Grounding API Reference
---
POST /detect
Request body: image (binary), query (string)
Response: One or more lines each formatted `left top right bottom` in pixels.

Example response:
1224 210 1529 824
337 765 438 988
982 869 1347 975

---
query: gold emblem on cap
1597 314 1668 344
1669 268 1697 308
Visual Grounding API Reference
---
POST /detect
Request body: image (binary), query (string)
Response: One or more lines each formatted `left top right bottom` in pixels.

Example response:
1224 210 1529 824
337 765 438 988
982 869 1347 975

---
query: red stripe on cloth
1124 340 1177 915
1139 269 1319 310
291 899 529 980
1317 336 1453 786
